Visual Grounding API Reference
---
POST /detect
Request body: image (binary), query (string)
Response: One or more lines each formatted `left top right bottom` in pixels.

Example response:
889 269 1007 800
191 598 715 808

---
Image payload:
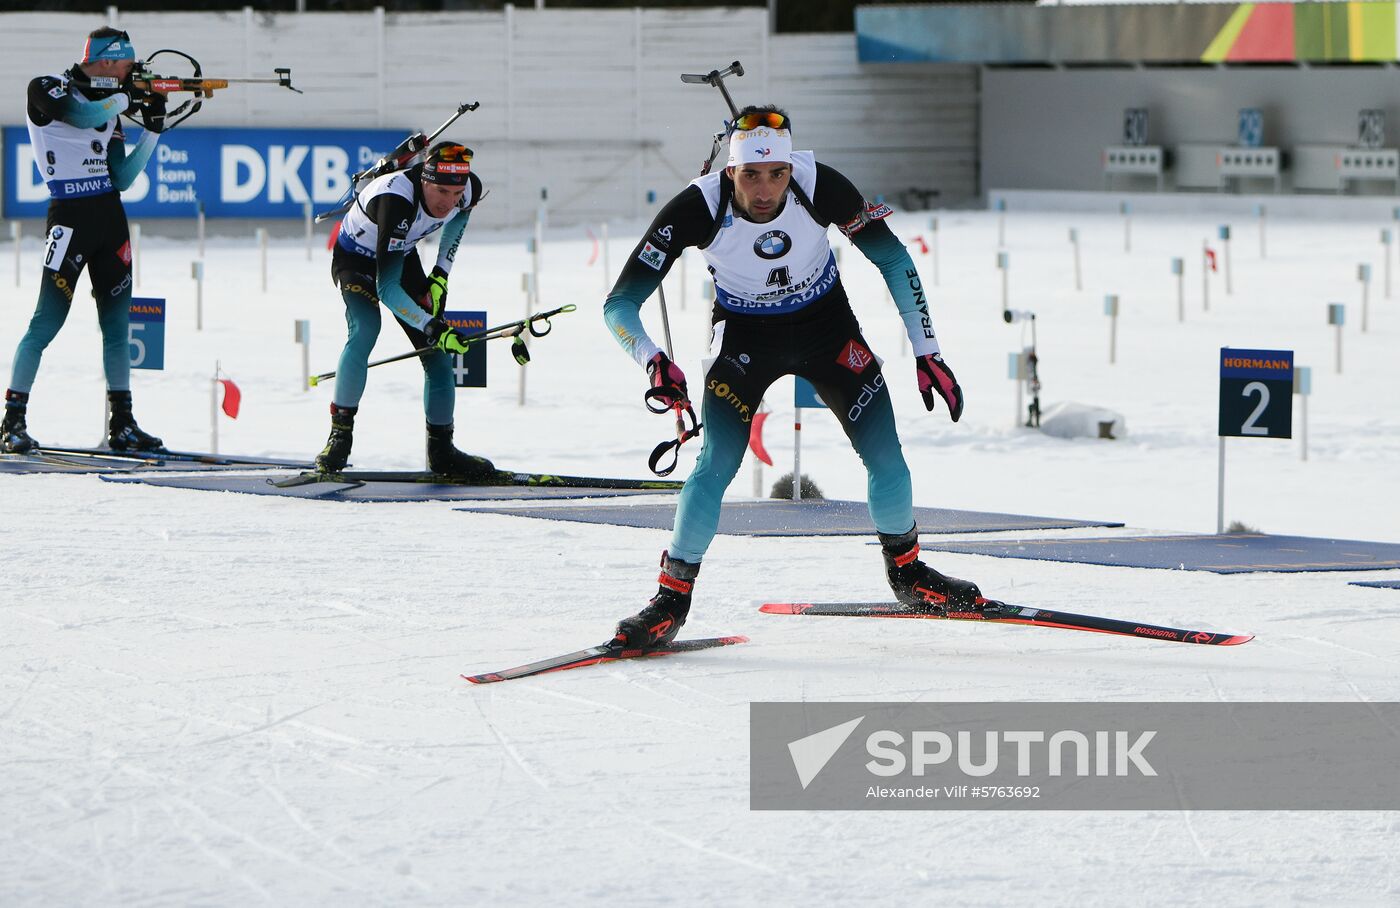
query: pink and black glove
644 351 690 412
916 353 963 422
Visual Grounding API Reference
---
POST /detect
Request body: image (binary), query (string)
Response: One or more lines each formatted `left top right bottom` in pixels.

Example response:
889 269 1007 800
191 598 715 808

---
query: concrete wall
0 9 979 226
982 65 1400 195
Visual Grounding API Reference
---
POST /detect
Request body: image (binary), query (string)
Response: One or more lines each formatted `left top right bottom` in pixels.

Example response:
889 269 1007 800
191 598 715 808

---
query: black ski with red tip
463 635 748 684
759 600 1252 646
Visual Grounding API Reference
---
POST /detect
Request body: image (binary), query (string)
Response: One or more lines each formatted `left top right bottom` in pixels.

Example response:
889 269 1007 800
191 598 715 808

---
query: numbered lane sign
794 376 824 409
129 296 166 370
1219 347 1292 439
443 309 487 389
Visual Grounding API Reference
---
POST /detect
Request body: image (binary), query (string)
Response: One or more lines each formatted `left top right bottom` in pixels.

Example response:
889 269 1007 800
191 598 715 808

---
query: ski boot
315 404 357 473
879 527 982 614
1 390 38 454
425 422 496 479
107 390 165 452
614 552 698 649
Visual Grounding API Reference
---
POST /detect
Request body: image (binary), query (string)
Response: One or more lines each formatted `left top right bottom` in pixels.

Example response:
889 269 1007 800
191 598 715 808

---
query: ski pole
308 304 575 386
645 284 702 476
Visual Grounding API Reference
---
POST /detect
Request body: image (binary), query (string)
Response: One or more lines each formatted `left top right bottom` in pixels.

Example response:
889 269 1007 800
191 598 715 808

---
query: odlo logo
847 374 885 423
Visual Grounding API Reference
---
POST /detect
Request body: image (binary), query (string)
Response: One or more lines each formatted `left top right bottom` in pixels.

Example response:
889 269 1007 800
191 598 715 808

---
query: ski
272 469 683 491
463 635 748 684
37 446 314 468
269 473 366 490
759 600 1253 646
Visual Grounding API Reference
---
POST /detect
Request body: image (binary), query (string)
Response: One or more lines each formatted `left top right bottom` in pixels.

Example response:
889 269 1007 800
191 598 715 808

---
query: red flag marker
325 220 340 252
218 378 241 419
748 411 772 466
1205 248 1218 272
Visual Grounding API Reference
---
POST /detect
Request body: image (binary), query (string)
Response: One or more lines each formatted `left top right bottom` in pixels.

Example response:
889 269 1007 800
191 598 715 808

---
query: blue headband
82 33 136 63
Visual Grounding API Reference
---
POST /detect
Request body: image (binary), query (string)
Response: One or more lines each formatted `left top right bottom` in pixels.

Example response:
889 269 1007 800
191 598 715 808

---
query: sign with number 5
129 297 166 370
1218 347 1292 439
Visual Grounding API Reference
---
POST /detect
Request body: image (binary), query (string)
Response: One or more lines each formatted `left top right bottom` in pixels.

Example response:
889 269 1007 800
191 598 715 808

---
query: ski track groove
472 697 551 791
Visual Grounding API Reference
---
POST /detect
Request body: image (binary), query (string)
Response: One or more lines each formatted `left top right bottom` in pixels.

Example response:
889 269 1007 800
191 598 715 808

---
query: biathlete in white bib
3 27 170 454
316 142 494 478
603 106 977 648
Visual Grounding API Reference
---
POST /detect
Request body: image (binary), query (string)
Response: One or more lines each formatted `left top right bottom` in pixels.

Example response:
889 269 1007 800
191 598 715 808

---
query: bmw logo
754 230 790 260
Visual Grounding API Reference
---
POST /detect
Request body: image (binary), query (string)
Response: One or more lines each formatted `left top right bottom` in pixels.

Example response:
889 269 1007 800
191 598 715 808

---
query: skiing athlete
315 141 493 477
2 27 170 454
603 106 976 647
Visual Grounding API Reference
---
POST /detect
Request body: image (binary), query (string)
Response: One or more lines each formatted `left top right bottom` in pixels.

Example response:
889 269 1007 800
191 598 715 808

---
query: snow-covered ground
3 203 1398 905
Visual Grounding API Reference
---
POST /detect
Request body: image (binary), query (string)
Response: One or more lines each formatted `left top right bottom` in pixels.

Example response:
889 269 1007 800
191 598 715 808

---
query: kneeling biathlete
603 106 979 647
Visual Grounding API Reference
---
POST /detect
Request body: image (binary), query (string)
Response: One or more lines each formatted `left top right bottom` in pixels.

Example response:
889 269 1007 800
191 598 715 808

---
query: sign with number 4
1219 347 1292 439
128 297 166 370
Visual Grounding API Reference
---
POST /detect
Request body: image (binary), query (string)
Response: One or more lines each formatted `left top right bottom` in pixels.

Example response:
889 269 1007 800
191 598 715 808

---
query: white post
1216 438 1226 534
929 215 940 287
130 222 141 288
10 221 20 287
1172 257 1185 322
211 360 220 455
1382 230 1393 299
1328 303 1345 374
793 408 802 501
1219 225 1233 295
304 201 314 262
519 268 532 406
1121 201 1131 253
196 201 206 259
1359 263 1371 333
752 450 762 498
295 319 311 391
1009 351 1024 428
191 260 204 331
997 251 1009 312
257 227 268 293
1070 227 1082 291
996 197 1006 247
1104 294 1119 364
1257 203 1267 259
1294 366 1311 462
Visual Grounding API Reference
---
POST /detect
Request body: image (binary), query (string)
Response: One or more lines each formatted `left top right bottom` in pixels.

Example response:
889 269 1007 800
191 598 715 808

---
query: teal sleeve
376 253 432 331
56 92 129 129
849 220 941 356
433 209 470 275
603 270 666 369
107 130 158 191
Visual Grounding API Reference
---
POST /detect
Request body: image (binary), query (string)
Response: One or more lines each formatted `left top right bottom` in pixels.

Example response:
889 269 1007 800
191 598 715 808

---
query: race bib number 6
43 224 73 272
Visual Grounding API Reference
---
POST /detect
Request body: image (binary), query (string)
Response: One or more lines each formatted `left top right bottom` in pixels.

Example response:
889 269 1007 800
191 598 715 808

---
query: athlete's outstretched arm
602 186 714 368
816 162 962 420
28 77 129 129
813 163 940 357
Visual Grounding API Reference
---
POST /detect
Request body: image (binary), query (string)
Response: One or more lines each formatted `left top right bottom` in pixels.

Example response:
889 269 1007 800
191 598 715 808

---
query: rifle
124 49 299 132
679 60 744 176
314 101 481 223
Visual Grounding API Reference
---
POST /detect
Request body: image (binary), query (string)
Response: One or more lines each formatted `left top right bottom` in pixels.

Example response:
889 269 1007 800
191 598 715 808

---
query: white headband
727 127 792 167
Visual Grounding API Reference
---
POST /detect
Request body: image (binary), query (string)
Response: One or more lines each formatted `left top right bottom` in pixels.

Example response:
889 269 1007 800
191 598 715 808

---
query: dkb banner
751 702 1400 810
3 126 404 219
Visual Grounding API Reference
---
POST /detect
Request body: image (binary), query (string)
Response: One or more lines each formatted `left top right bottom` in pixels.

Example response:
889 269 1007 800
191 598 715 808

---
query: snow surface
3 205 1399 905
